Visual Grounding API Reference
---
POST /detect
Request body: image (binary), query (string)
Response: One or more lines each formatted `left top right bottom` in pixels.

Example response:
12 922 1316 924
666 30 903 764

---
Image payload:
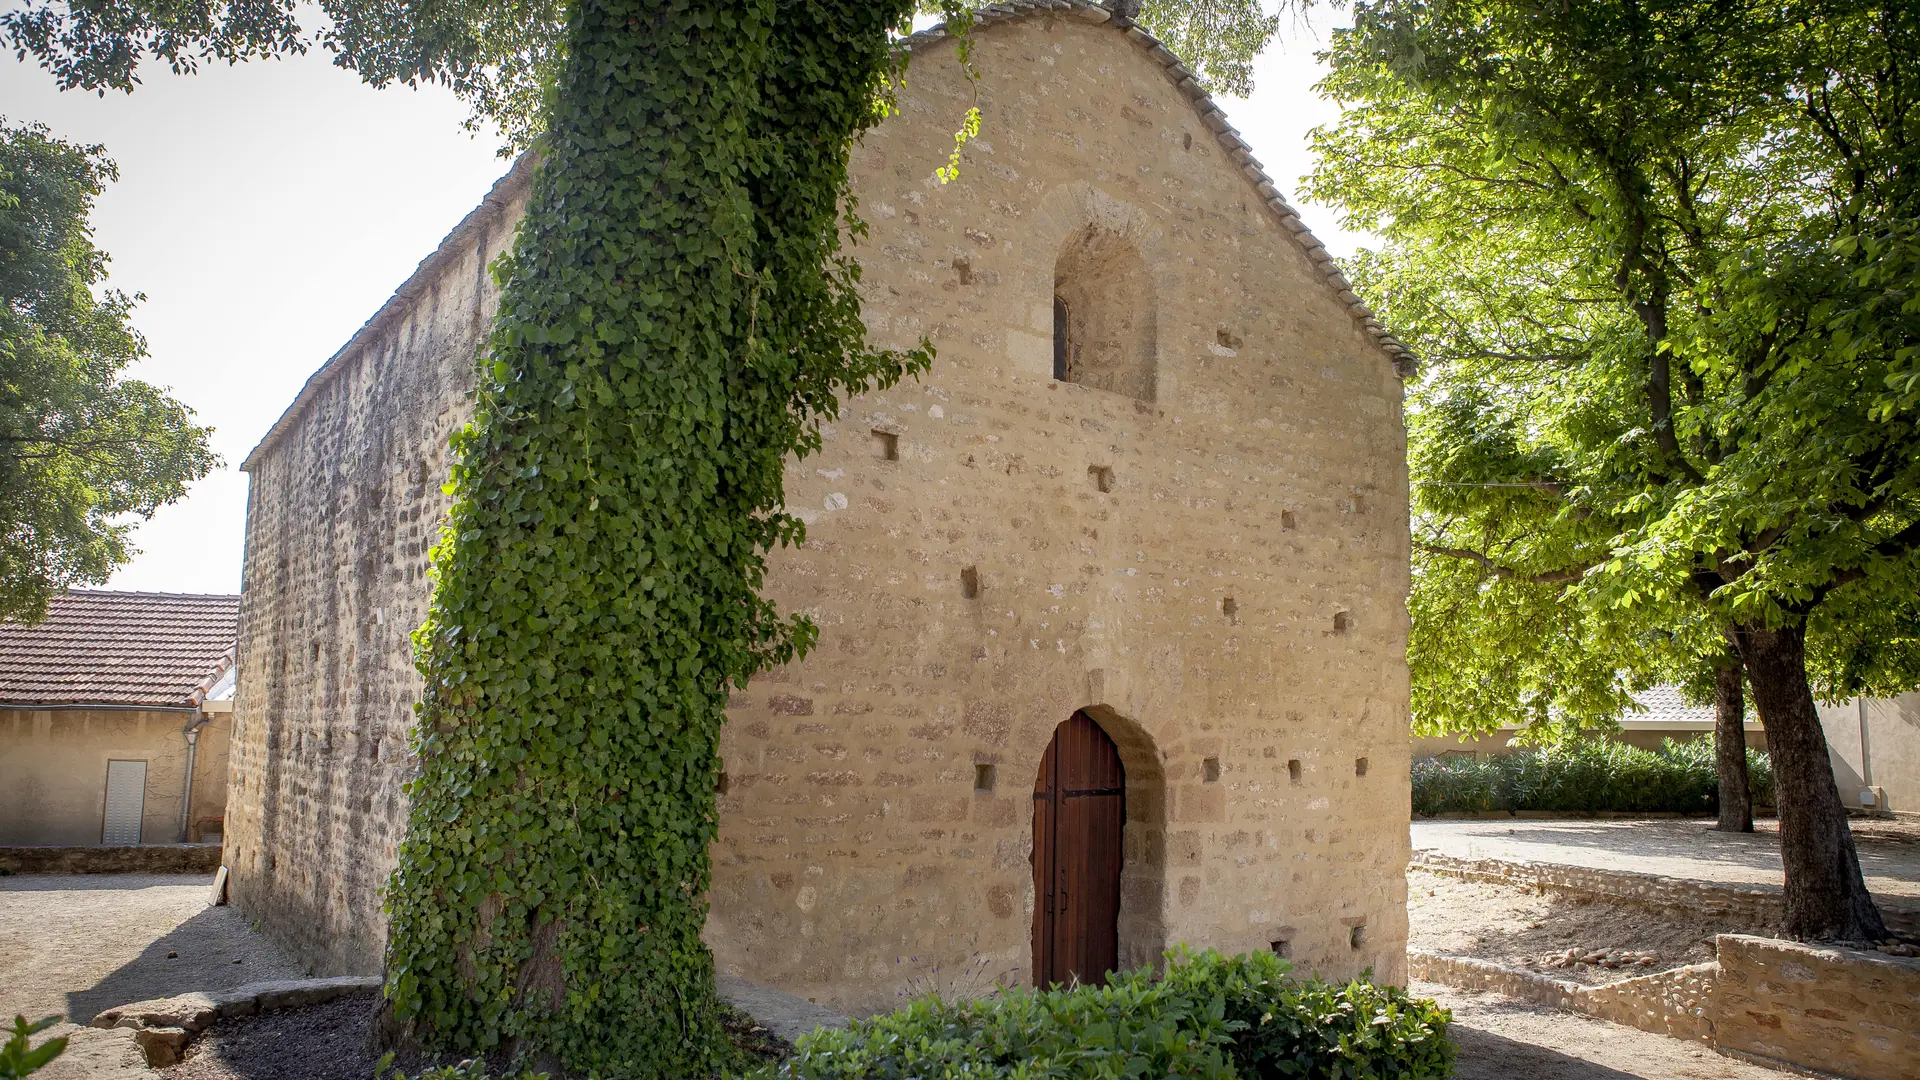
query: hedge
1412 737 1774 816
755 948 1454 1080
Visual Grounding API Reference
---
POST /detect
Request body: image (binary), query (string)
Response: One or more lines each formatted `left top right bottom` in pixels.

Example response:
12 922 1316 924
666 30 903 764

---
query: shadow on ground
1451 1024 1646 1080
1416 818 1920 895
67 906 297 1024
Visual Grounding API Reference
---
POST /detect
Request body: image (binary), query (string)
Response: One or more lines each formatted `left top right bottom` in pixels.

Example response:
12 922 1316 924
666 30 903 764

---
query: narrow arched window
1053 295 1073 382
1053 227 1156 401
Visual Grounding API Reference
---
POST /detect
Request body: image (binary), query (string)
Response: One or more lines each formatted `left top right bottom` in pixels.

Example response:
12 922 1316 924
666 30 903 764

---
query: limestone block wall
226 2 1413 1011
1714 934 1920 1080
224 164 532 975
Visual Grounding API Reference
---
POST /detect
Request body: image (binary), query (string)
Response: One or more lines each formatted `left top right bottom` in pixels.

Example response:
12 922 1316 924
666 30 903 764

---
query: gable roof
244 0 1410 472
907 2 1413 365
0 591 240 709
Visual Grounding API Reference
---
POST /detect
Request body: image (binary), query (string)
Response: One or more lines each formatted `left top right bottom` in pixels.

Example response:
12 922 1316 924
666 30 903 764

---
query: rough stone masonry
223 0 1415 1015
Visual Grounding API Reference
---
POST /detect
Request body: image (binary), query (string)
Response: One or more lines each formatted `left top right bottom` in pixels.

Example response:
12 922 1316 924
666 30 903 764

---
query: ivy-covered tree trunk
378 0 923 1073
1735 624 1886 942
1714 657 1752 834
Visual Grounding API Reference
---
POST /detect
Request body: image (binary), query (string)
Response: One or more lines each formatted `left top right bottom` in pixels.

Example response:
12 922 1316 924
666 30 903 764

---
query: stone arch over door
1029 705 1167 984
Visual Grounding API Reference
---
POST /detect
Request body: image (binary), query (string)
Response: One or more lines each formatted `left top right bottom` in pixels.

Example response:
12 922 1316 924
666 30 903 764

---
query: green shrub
1411 737 1774 816
1165 951 1454 1080
1 1016 66 1079
755 948 1453 1080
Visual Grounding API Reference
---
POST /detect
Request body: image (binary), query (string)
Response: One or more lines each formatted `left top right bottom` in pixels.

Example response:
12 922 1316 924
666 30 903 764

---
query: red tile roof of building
0 590 239 709
1627 685 1717 726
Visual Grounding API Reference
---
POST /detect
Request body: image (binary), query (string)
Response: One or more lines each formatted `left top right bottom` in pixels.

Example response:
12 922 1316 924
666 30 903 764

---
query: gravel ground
1422 981 1795 1079
1408 868 1756 983
1412 818 1920 901
0 873 303 1024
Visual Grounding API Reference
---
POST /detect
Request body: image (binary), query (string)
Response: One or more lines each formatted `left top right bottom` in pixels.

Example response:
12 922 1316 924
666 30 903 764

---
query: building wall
1820 693 1920 817
0 707 229 845
227 9 1412 1012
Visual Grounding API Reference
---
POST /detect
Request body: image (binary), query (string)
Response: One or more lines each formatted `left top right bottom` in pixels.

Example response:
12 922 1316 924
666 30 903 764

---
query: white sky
0 7 1363 598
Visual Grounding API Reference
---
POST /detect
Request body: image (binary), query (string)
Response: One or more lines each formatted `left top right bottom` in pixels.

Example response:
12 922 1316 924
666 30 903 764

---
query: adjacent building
1412 685 1771 759
0 591 238 846
1820 693 1920 818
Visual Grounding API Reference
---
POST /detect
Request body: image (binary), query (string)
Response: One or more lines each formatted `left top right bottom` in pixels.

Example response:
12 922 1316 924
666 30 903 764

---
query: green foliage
1411 739 1775 817
0 119 218 623
376 1 934 1075
1158 951 1455 1080
1309 0 1920 729
761 949 1453 1080
5 1 1279 152
375 1053 545 1080
1 1016 66 1079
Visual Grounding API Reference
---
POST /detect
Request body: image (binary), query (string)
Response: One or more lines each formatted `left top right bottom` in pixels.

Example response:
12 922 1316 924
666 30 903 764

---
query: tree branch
1416 542 1592 585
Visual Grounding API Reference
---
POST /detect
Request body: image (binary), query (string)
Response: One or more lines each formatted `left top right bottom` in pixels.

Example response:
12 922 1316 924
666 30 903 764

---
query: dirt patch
163 993 380 1080
160 993 792 1079
1408 868 1753 984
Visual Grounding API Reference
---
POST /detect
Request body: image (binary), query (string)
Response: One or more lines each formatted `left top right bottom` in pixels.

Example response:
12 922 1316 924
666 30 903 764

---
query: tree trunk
1714 656 1753 833
1733 622 1886 941
375 0 924 1072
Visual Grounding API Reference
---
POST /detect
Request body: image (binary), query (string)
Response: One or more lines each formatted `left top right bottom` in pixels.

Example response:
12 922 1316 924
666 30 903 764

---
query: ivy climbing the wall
378 1 928 1073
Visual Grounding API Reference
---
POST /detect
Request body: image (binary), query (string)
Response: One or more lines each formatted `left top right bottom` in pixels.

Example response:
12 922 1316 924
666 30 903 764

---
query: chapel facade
223 0 1416 1015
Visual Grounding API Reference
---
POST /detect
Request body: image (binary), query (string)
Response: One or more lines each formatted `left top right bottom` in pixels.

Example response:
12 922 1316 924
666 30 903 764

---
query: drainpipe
179 714 209 843
1858 697 1875 790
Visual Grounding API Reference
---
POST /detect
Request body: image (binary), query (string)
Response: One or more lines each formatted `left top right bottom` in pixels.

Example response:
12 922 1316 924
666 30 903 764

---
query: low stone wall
1714 934 1920 1080
1407 950 1582 1011
1582 961 1718 1042
0 844 222 875
1407 950 1712 1042
1412 849 1788 930
1412 850 1920 937
1415 936 1920 1080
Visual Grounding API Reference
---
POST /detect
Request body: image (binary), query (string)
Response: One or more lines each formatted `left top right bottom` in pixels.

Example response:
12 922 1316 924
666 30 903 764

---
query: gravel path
1421 982 1794 1079
1412 818 1920 901
0 873 302 1025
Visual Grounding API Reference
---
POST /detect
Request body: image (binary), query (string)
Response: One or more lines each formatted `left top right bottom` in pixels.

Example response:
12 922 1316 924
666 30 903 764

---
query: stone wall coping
242 0 1412 473
1718 932 1920 975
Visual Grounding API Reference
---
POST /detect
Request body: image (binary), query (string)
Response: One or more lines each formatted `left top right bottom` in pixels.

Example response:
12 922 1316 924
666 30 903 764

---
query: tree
0 119 217 624
4 0 1277 1071
1313 0 1920 940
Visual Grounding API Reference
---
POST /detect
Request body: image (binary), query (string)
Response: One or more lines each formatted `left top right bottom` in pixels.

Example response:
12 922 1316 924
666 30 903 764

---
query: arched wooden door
1031 711 1125 987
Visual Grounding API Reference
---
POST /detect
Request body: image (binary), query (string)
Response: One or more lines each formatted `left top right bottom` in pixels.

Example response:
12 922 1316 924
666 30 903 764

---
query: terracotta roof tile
1628 685 1716 726
0 590 239 708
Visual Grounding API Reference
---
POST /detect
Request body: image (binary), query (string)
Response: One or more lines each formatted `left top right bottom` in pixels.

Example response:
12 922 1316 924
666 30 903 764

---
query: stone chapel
223 0 1417 1015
